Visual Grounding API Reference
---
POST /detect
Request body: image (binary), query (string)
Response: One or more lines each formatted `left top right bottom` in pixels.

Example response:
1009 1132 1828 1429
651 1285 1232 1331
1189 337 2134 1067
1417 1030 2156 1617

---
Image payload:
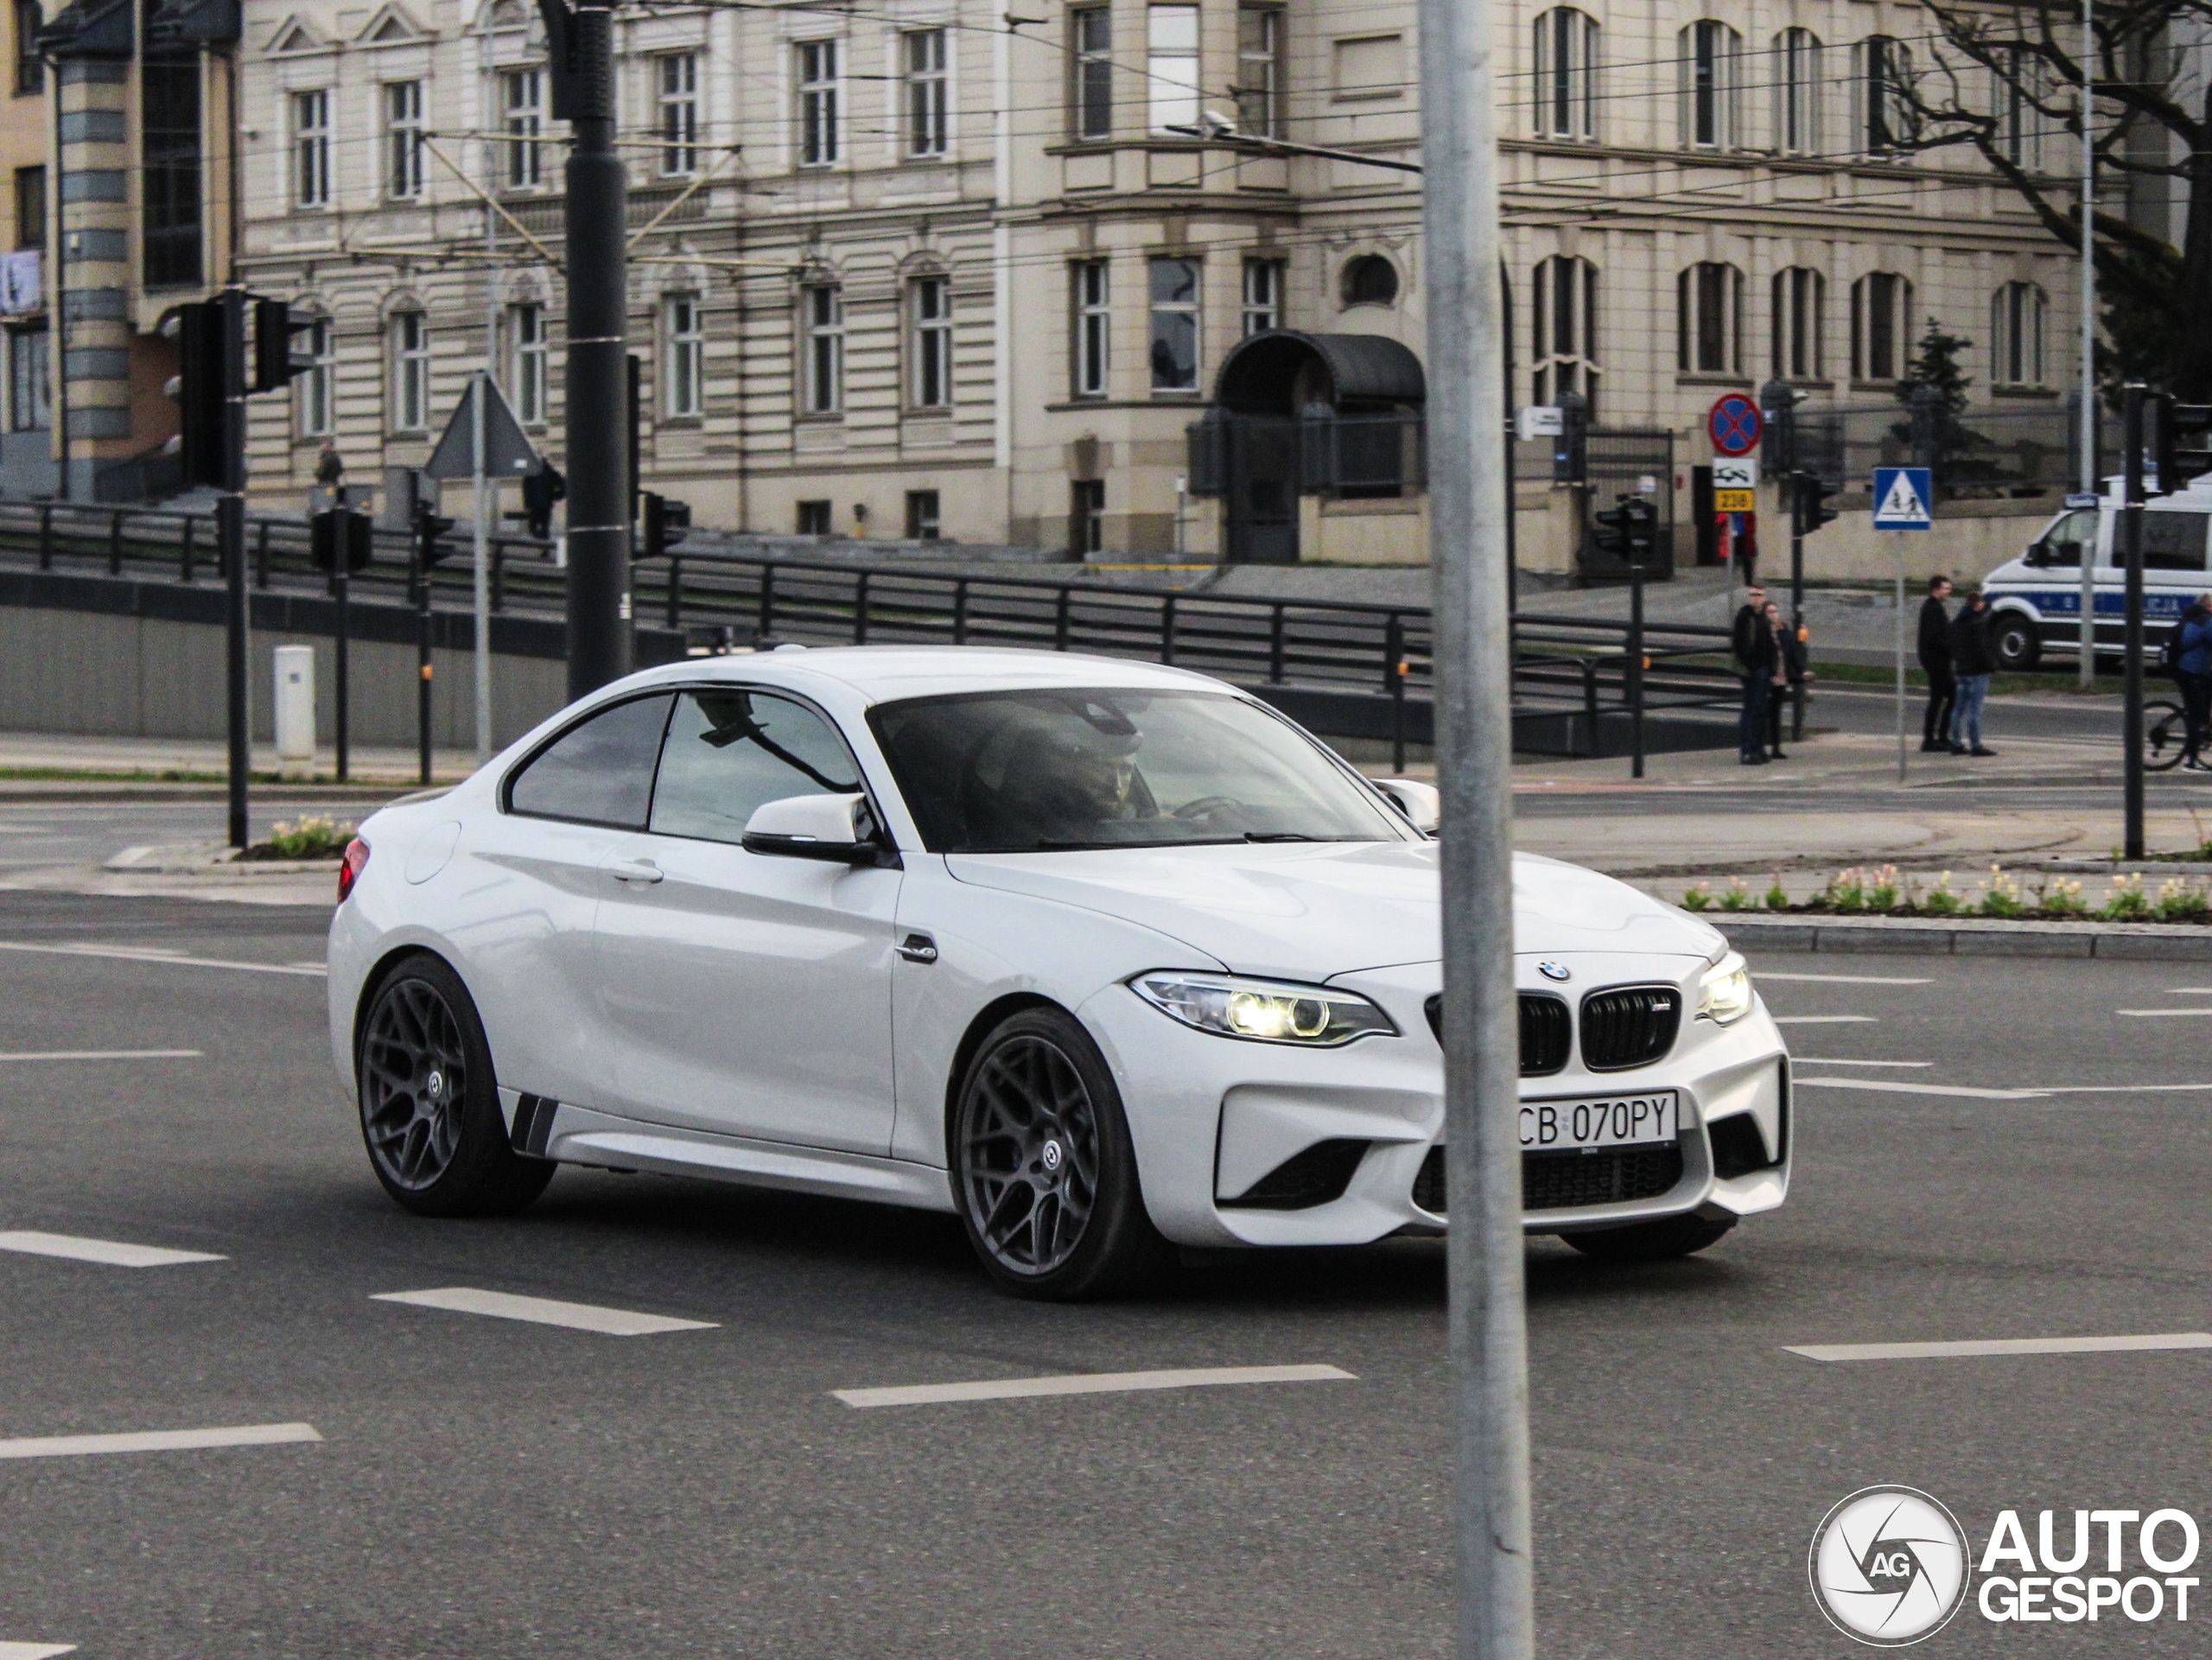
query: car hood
944 842 1721 978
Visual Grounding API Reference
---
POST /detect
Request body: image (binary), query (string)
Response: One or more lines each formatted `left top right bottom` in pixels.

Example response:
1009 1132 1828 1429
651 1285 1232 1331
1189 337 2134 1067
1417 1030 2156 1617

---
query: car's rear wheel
357 953 553 1218
951 1008 1174 1300
1561 1212 1735 1262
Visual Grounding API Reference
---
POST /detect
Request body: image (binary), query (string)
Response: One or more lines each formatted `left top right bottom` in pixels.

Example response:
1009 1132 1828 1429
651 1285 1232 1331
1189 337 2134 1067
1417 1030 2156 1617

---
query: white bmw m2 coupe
328 646 1790 1298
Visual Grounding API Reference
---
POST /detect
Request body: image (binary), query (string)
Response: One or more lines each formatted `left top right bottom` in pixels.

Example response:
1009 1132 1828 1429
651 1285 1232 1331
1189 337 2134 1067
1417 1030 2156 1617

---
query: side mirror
2023 541 2051 568
1370 776 1440 834
741 792 894 866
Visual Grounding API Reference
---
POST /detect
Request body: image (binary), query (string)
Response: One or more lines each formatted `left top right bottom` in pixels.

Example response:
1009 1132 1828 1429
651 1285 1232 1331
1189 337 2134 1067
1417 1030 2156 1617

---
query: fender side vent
511 1093 558 1158
1708 1111 1777 1179
1225 1138 1369 1210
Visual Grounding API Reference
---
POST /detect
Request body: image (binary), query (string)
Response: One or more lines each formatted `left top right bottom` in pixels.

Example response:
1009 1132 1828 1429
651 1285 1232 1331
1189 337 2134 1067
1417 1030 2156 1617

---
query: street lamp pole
2078 0 2099 689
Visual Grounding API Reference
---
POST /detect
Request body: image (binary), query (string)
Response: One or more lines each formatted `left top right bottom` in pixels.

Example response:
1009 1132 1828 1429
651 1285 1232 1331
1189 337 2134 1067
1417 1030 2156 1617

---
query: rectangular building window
1676 261 1743 374
9 322 48 431
510 302 546 424
391 311 429 431
1148 256 1199 391
504 68 543 189
911 276 952 408
1995 49 2043 170
665 294 703 417
801 284 843 415
659 54 698 175
1072 259 1109 398
1770 267 1825 381
14 0 41 96
142 57 200 288
1850 271 1912 381
797 499 832 535
12 164 41 250
292 91 330 208
385 80 425 199
1071 7 1111 138
296 316 333 436
1775 28 1821 156
1241 258 1281 335
798 40 840 166
1236 8 1281 137
905 29 948 156
1991 281 2046 387
1147 5 1200 133
1071 479 1105 555
1855 36 1912 156
905 489 940 540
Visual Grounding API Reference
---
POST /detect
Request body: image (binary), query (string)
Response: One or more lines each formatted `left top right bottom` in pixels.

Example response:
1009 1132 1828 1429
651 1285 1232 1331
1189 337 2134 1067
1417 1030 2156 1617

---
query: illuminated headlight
1130 973 1398 1046
1696 952 1754 1025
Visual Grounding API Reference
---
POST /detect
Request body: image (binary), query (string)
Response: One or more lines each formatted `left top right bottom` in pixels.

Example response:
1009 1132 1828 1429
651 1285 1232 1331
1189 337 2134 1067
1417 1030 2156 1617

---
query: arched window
1853 35 1914 156
1676 262 1744 374
1677 21 1741 149
1991 282 2047 387
1531 254 1599 410
1771 267 1825 380
1532 8 1599 142
1773 29 1821 155
1850 271 1914 381
1342 254 1399 308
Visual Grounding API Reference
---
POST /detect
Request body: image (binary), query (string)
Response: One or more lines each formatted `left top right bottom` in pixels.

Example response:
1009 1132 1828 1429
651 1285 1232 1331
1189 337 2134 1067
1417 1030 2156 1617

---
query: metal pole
1789 474 1806 742
472 371 492 765
1418 0 1534 1654
334 560 350 783
220 284 249 849
1629 562 1645 779
416 516 434 788
2123 381 2145 857
475 5 498 762
563 1 632 700
2079 0 2099 689
1894 531 1907 785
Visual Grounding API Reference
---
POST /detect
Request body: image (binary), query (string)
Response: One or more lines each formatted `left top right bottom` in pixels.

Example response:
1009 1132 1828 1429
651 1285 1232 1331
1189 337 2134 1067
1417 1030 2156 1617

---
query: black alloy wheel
952 1008 1174 1300
356 953 554 1217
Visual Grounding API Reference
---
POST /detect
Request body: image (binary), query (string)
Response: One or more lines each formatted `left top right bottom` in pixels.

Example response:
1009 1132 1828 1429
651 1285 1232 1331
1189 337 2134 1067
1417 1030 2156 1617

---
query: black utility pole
543 0 631 699
2123 383 2148 859
220 284 249 849
334 557 350 782
1789 477 1808 741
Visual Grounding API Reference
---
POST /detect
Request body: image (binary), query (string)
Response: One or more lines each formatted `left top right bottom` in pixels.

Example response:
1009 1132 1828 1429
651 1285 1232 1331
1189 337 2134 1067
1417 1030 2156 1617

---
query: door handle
897 932 938 964
607 858 664 885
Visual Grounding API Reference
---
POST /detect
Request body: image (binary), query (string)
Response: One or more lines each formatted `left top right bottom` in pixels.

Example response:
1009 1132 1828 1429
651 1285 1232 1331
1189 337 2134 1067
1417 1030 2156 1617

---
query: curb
1713 913 2212 960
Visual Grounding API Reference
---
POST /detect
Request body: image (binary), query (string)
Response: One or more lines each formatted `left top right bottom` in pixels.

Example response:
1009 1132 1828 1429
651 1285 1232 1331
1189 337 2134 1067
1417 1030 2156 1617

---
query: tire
1561 1212 1736 1262
1989 613 2041 671
950 1007 1176 1301
355 952 554 1218
2144 699 2190 773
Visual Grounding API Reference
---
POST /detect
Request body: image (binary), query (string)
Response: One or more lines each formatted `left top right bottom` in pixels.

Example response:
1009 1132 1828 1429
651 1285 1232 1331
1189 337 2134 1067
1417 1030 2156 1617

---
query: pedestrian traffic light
251 298 315 394
1552 389 1589 486
416 504 458 569
311 509 374 574
1591 496 1630 557
1619 496 1659 565
165 298 227 489
641 492 691 559
1793 469 1842 535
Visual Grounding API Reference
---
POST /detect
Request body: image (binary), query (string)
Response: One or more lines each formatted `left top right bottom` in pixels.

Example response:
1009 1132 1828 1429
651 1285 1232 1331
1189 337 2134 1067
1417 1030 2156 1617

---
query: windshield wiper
1243 831 1323 843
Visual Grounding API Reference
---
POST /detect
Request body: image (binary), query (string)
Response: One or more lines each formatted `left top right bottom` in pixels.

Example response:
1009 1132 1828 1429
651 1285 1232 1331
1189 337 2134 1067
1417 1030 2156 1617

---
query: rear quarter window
505 693 675 828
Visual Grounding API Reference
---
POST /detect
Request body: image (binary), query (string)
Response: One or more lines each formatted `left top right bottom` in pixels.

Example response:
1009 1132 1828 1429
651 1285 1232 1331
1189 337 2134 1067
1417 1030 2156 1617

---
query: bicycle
2144 698 2190 772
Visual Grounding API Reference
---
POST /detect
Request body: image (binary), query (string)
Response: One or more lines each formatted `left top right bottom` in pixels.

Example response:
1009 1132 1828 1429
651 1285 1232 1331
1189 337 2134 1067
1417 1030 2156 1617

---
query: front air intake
1579 986 1681 1072
1225 1138 1368 1210
1412 1144 1685 1213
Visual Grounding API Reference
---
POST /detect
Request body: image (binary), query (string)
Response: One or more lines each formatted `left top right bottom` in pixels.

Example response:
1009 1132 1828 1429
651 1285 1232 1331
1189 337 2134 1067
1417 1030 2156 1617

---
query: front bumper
1078 954 1790 1250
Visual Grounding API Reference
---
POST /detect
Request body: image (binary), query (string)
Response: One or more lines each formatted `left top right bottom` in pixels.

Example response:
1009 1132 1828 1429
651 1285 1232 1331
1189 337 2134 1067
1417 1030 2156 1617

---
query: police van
1980 471 2212 670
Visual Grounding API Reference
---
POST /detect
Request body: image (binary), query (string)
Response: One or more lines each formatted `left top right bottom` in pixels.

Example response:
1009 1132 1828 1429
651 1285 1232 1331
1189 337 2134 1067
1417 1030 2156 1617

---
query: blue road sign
1871 467 1934 531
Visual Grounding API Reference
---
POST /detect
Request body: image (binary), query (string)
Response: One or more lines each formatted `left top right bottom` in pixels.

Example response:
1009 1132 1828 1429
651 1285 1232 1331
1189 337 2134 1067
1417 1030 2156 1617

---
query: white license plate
1519 1091 1677 1152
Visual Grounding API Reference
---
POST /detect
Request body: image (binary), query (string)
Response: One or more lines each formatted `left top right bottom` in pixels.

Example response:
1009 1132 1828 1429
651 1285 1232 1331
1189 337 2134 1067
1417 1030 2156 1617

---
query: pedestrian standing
1948 589 1997 756
1764 601 1810 760
1733 582 1772 765
314 439 344 489
2176 593 2212 772
1917 575 1955 752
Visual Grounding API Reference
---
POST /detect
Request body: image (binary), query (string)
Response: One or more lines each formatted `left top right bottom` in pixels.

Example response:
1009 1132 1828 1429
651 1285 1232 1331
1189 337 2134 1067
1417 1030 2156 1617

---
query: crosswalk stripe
0 1642 79 1657
0 1423 322 1460
371 1287 716 1336
1788 1332 2212 1362
834 1363 1357 1409
0 1231 226 1267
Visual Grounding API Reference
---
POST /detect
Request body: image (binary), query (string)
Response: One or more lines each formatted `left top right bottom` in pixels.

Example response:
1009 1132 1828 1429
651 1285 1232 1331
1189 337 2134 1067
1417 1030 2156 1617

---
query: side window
2032 509 2092 568
2145 512 2212 573
649 690 865 845
505 694 674 827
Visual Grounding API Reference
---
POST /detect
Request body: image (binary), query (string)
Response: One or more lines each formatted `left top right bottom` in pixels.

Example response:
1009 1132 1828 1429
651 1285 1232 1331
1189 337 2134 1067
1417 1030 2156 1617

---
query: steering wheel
1173 795 1244 821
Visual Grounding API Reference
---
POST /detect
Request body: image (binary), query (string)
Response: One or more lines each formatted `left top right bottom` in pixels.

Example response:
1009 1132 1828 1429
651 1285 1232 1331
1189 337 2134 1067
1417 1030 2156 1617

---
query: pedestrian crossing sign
1871 467 1933 531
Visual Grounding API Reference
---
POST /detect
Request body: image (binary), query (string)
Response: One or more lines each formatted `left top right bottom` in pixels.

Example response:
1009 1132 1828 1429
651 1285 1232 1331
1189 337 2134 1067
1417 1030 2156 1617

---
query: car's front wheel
356 952 554 1218
1989 612 2040 671
951 1007 1174 1300
1561 1212 1735 1262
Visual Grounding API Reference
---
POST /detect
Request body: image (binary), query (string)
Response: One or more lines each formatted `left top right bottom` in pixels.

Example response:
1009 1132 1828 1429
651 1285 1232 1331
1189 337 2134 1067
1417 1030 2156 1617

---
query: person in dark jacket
1917 575 1955 752
1733 584 1770 763
1764 601 1811 759
522 463 567 540
1948 589 1997 755
313 440 344 487
2177 594 2212 770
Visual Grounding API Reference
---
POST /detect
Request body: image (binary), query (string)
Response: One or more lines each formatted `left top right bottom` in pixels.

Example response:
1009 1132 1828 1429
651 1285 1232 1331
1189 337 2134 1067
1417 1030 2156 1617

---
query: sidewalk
0 732 481 789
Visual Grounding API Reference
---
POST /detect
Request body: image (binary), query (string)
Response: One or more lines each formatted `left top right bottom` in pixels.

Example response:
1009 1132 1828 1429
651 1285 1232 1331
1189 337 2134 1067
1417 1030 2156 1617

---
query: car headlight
1130 972 1398 1046
1696 952 1754 1025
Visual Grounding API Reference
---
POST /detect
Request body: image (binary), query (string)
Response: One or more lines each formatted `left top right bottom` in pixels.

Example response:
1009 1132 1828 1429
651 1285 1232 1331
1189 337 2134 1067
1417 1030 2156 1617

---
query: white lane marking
0 1049 202 1063
0 942 325 977
0 1643 78 1658
1789 1332 2212 1363
1772 1014 1878 1025
0 1231 225 1267
1794 1078 2049 1099
1791 1059 1932 1068
371 1287 717 1337
2162 988 2212 994
1756 973 1933 985
834 1363 1357 1409
2119 1008 2212 1018
0 1422 322 1460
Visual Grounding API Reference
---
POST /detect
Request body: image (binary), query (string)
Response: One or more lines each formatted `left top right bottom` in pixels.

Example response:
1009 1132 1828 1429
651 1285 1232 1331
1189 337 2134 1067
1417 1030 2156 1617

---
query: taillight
338 837 370 902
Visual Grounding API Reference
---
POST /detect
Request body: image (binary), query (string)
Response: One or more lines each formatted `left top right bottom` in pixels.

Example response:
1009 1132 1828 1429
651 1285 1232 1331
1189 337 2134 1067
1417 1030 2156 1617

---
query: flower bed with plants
1681 865 2212 925
236 817 357 864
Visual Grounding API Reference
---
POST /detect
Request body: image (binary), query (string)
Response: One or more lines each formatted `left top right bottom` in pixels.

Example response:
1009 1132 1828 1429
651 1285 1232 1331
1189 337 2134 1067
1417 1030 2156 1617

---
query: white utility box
274 645 316 779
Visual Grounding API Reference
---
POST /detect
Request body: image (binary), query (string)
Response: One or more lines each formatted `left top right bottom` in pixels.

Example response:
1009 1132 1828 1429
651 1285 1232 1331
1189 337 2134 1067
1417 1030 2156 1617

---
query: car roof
632 646 1237 704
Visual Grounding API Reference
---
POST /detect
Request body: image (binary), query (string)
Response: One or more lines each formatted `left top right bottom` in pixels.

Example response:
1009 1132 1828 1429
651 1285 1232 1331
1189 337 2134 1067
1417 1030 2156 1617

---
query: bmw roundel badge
1537 962 1572 983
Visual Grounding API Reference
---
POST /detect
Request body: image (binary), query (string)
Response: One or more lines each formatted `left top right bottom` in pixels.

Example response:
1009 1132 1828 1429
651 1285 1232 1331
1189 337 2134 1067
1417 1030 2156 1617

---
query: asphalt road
3 891 2211 1657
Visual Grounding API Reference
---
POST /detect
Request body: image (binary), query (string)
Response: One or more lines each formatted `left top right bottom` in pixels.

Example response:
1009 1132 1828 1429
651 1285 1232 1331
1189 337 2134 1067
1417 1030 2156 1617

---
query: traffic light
1591 498 1629 556
415 503 458 569
251 298 316 393
311 509 373 574
2151 395 2212 491
1552 389 1589 485
1618 496 1659 564
1793 469 1842 535
641 492 691 559
166 298 227 489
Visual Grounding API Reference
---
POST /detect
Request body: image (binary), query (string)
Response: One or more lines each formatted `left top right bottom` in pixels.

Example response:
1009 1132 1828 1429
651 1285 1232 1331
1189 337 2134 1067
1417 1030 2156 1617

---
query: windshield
868 689 1414 853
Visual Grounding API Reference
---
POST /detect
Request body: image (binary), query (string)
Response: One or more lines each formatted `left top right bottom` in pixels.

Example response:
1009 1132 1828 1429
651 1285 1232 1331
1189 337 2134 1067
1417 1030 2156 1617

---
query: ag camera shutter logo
1809 1486 1972 1646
